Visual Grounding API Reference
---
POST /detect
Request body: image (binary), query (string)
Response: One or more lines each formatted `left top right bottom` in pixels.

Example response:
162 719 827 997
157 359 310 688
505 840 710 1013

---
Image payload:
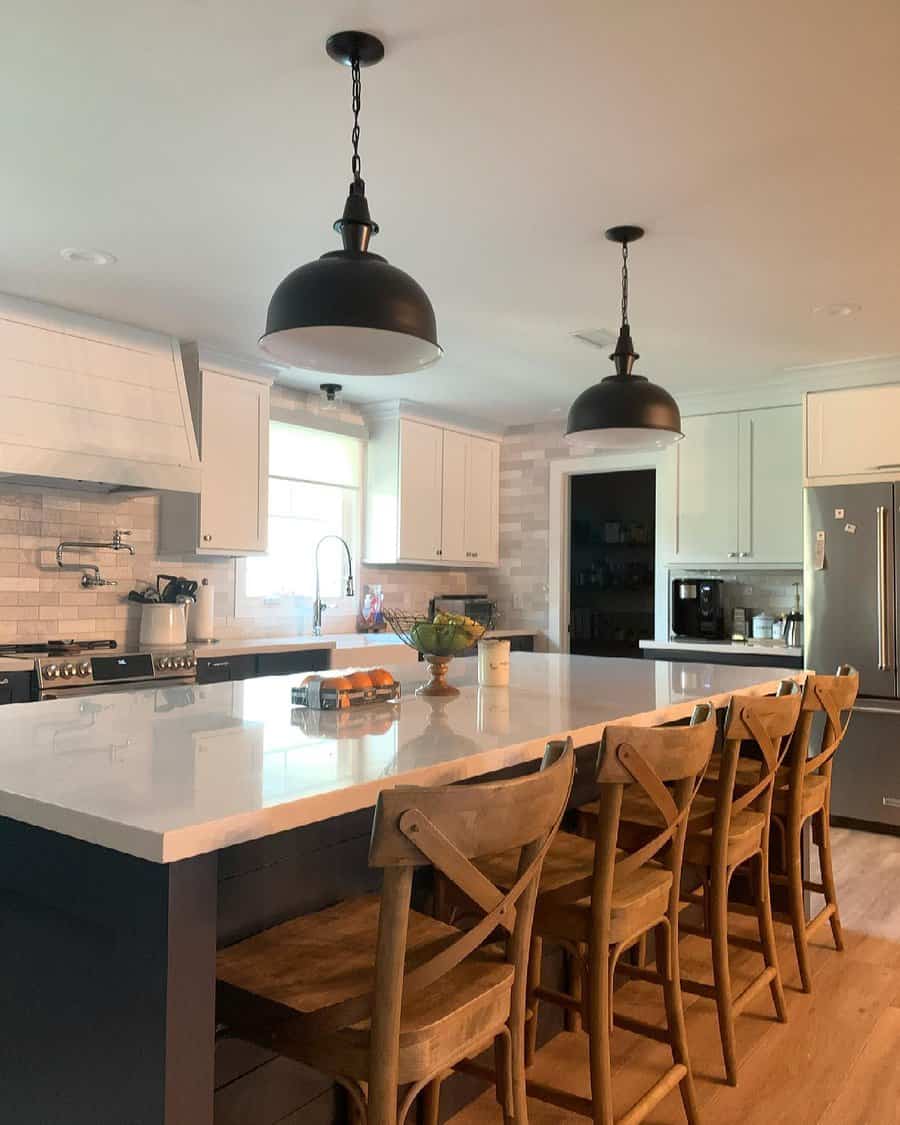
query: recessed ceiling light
59 247 117 266
813 302 861 318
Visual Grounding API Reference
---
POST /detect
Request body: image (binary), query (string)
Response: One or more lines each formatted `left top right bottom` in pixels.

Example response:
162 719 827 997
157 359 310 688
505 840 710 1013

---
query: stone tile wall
0 483 471 647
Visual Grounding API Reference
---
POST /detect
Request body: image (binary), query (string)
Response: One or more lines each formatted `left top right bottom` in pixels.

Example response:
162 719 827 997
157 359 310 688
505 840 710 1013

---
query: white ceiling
2 0 899 424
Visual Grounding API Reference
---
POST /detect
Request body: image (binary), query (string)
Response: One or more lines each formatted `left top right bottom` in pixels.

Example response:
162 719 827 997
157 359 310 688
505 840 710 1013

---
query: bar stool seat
703 757 829 822
477 831 673 944
581 790 764 891
217 894 514 1086
683 809 766 868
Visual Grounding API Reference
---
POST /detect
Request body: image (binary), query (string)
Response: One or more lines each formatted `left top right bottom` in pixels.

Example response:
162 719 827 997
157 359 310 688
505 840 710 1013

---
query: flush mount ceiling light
813 302 862 318
59 247 117 265
566 226 682 450
319 382 342 411
259 30 441 376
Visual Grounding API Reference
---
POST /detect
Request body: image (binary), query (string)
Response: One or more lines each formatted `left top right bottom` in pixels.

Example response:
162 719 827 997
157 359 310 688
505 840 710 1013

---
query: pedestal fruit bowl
383 610 486 697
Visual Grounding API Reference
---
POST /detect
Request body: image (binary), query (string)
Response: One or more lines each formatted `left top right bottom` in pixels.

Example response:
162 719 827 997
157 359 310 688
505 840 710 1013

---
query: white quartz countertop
192 629 536 659
639 639 803 659
0 653 800 864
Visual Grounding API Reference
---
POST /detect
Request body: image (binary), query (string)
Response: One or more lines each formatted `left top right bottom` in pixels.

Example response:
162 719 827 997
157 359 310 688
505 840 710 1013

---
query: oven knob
78 662 90 677
44 663 59 679
61 663 76 678
158 656 171 671
185 656 195 668
174 657 186 669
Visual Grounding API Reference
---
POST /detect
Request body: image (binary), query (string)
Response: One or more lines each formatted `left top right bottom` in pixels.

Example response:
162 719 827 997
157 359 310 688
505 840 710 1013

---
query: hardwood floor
449 828 900 1124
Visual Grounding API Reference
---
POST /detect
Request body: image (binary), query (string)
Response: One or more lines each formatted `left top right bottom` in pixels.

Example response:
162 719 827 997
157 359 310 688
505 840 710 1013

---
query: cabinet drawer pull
871 464 900 471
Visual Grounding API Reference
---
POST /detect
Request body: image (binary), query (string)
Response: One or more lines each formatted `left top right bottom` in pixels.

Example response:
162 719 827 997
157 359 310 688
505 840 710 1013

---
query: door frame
548 450 669 653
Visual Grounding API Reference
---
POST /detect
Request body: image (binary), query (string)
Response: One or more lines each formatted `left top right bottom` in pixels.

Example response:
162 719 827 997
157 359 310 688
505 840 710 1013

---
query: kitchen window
235 421 362 621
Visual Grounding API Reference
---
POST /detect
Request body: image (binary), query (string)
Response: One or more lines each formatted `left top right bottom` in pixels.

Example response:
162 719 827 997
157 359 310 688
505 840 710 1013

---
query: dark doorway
569 469 655 659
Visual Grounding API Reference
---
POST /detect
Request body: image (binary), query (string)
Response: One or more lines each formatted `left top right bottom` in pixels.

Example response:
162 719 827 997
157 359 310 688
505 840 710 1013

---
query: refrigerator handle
876 505 894 671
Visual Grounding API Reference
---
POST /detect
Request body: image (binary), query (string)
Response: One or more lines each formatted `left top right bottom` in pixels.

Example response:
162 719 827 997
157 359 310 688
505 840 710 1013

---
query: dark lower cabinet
641 646 802 669
197 649 330 685
197 655 257 684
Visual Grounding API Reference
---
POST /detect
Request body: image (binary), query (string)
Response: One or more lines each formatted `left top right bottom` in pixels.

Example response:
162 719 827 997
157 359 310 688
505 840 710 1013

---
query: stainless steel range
0 639 197 699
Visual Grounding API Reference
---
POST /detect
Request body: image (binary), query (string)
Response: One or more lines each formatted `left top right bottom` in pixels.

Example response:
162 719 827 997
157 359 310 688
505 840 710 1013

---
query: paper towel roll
190 579 216 642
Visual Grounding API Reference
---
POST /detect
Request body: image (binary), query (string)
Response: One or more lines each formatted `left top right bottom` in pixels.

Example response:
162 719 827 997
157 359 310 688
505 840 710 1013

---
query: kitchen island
0 653 801 1125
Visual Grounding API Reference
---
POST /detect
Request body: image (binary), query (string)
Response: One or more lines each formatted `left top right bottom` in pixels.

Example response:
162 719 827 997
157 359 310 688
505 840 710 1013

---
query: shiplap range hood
0 294 200 493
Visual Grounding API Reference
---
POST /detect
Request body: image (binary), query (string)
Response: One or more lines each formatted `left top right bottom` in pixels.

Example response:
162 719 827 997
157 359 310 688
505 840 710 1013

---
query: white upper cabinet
397 419 444 562
159 367 270 556
440 427 468 564
670 405 802 566
806 384 900 484
672 413 740 563
462 434 500 565
738 407 802 564
364 411 500 567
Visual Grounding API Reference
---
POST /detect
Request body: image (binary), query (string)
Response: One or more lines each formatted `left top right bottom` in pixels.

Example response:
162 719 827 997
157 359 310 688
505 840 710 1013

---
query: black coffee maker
671 578 725 640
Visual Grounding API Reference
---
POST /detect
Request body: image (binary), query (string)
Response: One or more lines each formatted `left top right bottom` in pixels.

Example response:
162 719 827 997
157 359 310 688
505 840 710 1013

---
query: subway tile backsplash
0 483 474 647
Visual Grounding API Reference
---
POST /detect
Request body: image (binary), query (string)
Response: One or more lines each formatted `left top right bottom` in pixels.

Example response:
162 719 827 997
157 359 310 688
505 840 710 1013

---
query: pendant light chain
620 241 630 327
351 57 363 185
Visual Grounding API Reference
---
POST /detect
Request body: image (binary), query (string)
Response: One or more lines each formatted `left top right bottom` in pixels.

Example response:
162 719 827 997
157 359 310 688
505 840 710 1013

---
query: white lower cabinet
670 405 801 566
364 413 500 567
160 367 270 556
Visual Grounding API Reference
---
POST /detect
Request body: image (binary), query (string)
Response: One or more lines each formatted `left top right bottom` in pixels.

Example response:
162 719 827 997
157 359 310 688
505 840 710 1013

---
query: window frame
233 424 364 625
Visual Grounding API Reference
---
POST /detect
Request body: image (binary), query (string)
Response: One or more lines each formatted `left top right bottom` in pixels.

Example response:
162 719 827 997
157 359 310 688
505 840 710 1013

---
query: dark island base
1 713 805 1125
0 816 217 1125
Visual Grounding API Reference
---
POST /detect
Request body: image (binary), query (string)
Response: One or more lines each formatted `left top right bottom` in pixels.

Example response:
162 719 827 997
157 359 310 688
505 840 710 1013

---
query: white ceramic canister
139 603 188 648
478 638 511 687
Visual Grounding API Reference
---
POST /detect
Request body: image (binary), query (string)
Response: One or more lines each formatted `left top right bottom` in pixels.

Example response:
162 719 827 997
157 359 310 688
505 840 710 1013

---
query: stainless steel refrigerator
805 484 900 831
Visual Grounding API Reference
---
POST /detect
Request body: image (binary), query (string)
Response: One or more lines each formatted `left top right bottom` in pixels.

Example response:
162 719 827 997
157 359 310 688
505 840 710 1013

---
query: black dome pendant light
566 226 682 449
259 31 441 375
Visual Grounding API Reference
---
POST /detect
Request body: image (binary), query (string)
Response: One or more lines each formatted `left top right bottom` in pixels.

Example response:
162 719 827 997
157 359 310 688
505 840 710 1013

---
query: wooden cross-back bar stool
672 682 802 1086
766 666 858 992
216 740 574 1125
452 703 716 1125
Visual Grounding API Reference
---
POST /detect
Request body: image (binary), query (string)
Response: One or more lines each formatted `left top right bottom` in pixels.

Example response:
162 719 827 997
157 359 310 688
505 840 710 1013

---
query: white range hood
0 293 200 494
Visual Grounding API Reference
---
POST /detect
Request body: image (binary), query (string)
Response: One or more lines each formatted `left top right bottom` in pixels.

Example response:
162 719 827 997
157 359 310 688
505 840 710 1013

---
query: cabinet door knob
472 552 478 558
739 551 751 558
202 534 212 542
727 551 737 558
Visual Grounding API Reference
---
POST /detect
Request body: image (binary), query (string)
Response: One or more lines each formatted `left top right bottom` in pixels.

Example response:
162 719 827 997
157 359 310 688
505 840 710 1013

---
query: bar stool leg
525 935 542 1065
709 862 739 1086
656 919 700 1125
753 849 787 1023
565 943 584 1033
420 1077 441 1125
587 942 615 1125
817 806 844 951
494 1030 514 1124
786 818 813 992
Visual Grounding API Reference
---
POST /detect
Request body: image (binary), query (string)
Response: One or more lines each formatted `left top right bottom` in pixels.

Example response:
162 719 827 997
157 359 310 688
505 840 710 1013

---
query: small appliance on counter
781 582 803 648
428 594 496 630
671 578 725 640
731 606 752 642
